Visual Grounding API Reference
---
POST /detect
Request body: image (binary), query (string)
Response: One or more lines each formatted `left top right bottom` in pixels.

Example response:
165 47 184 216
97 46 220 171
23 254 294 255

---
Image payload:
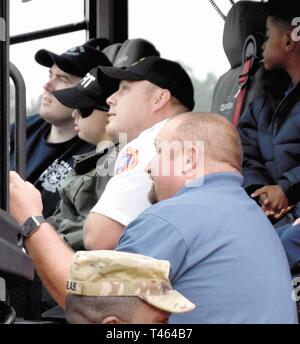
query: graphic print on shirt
116 147 139 174
39 159 72 193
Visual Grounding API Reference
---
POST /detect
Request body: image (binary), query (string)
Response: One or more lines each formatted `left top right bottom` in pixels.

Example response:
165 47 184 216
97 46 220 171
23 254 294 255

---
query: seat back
103 38 160 67
211 1 268 122
102 43 123 63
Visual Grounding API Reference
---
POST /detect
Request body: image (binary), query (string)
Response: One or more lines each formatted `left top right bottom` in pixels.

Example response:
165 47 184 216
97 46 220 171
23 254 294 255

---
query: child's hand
251 185 292 220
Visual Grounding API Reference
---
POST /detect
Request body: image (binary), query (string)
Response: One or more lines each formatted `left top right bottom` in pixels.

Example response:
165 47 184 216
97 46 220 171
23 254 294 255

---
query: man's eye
121 84 128 91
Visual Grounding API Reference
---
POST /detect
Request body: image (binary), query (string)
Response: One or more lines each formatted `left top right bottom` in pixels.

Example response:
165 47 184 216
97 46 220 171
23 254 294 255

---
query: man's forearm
9 171 75 308
25 223 75 309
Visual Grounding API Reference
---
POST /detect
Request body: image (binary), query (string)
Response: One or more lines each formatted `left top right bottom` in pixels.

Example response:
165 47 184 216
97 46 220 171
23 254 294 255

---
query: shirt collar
175 172 243 197
138 118 170 138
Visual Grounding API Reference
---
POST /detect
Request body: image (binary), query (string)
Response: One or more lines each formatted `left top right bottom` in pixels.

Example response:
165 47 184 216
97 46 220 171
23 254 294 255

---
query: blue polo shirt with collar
116 173 297 324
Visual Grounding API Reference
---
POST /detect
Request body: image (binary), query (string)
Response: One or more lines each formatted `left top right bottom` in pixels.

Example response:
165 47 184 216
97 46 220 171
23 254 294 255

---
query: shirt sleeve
115 213 188 282
238 100 273 190
90 167 153 226
278 166 300 204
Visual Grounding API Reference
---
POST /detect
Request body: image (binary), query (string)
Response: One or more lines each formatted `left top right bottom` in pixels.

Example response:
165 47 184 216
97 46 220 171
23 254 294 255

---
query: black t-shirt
10 114 94 217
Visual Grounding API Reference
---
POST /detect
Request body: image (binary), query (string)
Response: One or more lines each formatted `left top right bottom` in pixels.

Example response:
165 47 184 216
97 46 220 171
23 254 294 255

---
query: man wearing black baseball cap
10 39 112 218
82 56 195 250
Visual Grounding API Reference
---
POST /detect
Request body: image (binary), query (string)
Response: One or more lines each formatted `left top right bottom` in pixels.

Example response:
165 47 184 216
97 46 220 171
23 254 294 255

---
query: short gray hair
171 112 243 171
65 295 143 324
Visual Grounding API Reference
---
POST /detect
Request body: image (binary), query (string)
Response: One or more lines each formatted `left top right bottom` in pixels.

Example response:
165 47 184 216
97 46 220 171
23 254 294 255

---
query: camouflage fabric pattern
66 250 196 314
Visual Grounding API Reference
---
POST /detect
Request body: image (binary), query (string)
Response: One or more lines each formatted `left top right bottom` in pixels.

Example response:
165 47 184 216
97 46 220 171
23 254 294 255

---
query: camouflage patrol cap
66 250 196 314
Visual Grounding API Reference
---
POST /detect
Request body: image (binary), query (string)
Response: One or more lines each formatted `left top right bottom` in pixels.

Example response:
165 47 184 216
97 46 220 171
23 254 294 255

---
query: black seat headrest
223 1 268 68
112 38 160 68
102 43 123 64
84 37 110 51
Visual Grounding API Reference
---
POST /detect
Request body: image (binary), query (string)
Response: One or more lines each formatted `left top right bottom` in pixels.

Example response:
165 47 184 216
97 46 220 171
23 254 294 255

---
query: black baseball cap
35 38 112 77
100 56 195 110
52 67 119 117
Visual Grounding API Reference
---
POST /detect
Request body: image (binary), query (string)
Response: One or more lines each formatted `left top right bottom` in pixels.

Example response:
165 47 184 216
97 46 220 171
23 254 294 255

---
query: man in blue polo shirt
116 112 297 324
9 112 297 323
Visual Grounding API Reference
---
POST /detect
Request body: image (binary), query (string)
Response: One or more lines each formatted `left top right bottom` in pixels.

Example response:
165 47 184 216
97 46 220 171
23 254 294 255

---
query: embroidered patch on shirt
39 159 72 193
116 147 139 174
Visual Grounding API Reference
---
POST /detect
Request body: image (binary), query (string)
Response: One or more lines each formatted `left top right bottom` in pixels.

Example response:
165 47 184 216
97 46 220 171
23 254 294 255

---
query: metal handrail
0 0 10 211
10 21 87 45
10 62 27 179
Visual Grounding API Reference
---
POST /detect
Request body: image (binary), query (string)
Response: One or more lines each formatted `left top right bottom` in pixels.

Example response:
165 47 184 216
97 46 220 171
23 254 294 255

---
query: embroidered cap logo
80 73 96 88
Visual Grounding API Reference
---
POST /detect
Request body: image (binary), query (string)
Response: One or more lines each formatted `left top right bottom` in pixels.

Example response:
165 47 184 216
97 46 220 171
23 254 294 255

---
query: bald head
164 112 243 172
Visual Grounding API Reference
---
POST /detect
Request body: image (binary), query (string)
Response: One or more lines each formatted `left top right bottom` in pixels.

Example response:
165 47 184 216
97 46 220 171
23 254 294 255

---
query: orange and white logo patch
116 147 139 174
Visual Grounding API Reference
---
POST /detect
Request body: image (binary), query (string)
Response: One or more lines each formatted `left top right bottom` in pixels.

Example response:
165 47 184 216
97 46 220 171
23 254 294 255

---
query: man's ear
153 89 171 111
285 31 297 52
182 145 198 176
183 143 204 179
102 316 125 324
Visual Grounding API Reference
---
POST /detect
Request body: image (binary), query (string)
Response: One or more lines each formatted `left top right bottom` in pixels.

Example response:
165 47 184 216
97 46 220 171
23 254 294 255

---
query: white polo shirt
91 119 169 226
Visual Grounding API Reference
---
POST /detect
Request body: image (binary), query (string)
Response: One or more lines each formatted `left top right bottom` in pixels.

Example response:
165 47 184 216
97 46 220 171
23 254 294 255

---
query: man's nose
106 89 119 106
43 79 54 92
106 95 114 107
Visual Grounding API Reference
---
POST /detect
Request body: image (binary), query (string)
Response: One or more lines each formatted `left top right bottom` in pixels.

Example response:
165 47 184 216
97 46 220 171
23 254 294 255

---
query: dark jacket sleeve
278 167 300 204
51 166 111 251
51 199 86 251
238 100 273 193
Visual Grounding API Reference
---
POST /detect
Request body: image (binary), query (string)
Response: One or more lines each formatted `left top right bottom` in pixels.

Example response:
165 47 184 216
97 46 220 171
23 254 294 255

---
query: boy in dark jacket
50 67 119 251
238 0 300 223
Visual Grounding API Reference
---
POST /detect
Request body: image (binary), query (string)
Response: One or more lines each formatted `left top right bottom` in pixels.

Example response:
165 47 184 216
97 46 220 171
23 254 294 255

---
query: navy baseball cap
35 38 112 77
100 56 195 110
52 67 119 117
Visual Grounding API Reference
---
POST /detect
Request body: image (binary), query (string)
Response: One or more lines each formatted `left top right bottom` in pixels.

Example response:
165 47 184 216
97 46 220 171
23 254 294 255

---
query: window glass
9 0 85 118
129 0 231 111
10 0 84 35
